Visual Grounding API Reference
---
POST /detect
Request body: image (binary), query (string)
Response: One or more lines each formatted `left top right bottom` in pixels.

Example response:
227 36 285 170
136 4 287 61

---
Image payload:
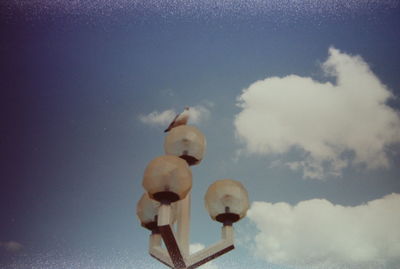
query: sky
1 1 400 268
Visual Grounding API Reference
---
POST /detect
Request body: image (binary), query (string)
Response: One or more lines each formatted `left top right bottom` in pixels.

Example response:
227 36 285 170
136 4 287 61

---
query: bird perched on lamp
164 107 190 132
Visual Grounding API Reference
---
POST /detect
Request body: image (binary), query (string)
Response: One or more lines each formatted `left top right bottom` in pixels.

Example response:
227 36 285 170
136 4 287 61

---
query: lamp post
136 125 249 269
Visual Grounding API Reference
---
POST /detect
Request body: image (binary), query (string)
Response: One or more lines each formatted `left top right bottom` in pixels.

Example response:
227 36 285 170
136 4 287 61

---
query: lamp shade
164 125 206 166
204 179 249 224
136 192 177 231
143 155 192 203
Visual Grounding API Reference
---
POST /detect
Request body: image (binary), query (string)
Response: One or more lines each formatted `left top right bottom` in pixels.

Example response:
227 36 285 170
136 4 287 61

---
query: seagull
164 107 190 132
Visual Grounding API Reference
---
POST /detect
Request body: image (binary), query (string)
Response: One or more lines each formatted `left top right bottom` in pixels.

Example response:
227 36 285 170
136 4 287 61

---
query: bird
164 107 190 132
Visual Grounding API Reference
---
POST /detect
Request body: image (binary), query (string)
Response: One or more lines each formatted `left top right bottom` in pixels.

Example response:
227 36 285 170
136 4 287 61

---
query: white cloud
246 193 400 269
189 105 211 124
139 105 210 127
190 243 219 269
139 109 176 126
0 241 23 252
234 47 400 179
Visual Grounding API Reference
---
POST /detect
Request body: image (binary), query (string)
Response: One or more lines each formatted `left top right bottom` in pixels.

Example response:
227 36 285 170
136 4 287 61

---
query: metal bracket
149 232 174 268
149 199 235 269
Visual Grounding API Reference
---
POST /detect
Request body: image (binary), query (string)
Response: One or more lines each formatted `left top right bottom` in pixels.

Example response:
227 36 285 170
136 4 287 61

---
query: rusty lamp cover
142 155 192 203
164 125 206 166
204 179 249 225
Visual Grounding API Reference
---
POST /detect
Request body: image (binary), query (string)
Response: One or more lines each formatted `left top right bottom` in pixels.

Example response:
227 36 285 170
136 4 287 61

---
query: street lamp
137 125 249 269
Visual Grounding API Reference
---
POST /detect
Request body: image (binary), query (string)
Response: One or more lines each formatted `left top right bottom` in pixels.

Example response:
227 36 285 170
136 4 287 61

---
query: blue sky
1 1 400 268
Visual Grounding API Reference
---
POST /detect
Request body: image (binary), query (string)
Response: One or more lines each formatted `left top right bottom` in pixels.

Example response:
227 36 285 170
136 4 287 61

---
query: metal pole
177 191 191 258
158 204 186 268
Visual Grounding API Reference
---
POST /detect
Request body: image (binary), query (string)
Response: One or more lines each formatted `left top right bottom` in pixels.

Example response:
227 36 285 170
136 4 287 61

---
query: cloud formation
246 193 400 269
139 105 210 127
0 241 23 252
189 105 211 124
139 109 176 126
234 47 400 178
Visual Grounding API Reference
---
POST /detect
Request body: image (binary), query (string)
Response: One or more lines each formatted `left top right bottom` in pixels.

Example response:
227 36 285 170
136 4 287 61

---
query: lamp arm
155 203 235 269
186 225 234 269
149 232 174 268
158 204 187 269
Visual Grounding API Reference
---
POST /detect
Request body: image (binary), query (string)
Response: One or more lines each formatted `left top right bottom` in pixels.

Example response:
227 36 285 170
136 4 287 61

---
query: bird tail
164 122 173 132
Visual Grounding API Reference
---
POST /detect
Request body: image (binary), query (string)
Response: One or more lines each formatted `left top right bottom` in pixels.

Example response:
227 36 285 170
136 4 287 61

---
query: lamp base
180 154 199 166
153 191 180 204
216 213 240 226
